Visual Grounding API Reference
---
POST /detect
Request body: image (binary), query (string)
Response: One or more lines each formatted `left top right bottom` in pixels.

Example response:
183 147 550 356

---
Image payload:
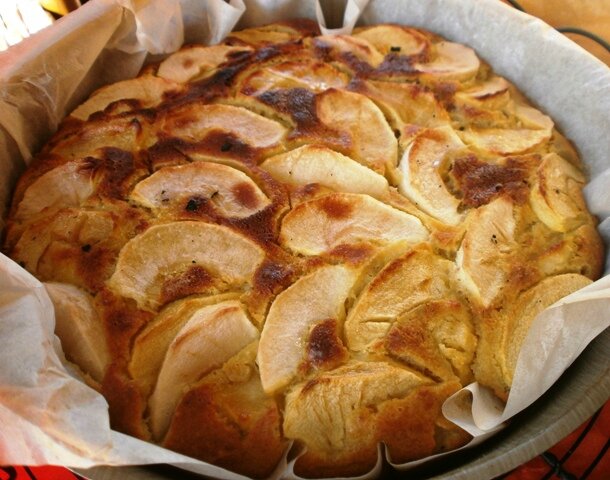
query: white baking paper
0 0 609 479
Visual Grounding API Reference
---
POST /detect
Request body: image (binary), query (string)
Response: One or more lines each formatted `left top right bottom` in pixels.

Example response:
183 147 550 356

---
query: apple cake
2 19 603 479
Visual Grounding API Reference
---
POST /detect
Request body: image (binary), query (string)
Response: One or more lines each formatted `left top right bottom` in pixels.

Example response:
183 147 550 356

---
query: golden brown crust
2 19 604 479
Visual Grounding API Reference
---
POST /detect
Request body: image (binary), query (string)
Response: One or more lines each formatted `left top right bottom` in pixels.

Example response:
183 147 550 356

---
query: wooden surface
501 0 610 65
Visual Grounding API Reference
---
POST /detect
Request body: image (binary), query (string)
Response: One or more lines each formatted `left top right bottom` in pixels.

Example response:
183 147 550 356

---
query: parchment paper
0 0 609 479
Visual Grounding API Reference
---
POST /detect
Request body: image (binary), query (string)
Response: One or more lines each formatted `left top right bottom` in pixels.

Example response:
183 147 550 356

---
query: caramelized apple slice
312 34 384 68
345 245 454 351
530 153 587 232
157 45 252 83
107 222 264 311
280 193 428 255
13 160 95 220
130 162 270 218
316 89 397 174
352 80 450 129
416 42 480 81
161 103 286 148
149 300 258 439
353 25 428 56
261 145 389 200
257 264 356 394
456 197 516 307
398 126 465 225
45 282 109 383
71 76 180 121
240 60 349 95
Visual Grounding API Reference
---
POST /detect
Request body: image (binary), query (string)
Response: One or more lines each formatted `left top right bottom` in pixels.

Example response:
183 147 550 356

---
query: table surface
1 1 609 479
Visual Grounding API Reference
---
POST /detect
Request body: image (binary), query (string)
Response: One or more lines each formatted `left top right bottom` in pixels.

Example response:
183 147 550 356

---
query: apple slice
501 274 591 388
50 116 145 160
385 299 476 384
12 209 114 274
240 60 350 95
257 264 356 394
128 293 240 396
351 80 450 129
149 300 258 440
279 193 428 255
459 76 510 103
157 45 252 83
515 104 554 131
316 88 397 174
459 104 553 155
14 160 95 220
530 153 587 232
130 161 270 218
261 145 389 200
226 22 317 46
283 361 428 471
107 221 265 311
353 25 428 57
398 126 465 225
45 282 109 383
475 273 591 400
313 34 384 68
345 245 454 352
460 128 551 155
161 103 286 148
415 41 480 81
70 76 180 121
456 197 516 307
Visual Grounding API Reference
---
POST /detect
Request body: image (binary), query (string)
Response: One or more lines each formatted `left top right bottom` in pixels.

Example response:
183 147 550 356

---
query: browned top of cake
2 19 603 479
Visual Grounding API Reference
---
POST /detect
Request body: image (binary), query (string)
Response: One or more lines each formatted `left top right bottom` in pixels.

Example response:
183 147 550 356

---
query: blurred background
0 0 83 51
1 0 609 65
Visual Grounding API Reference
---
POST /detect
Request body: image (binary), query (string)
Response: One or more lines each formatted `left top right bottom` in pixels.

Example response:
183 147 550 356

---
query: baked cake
2 19 603 478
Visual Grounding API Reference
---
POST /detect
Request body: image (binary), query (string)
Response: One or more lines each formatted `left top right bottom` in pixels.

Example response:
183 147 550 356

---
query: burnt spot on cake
146 137 191 171
184 131 259 165
452 154 533 208
160 265 215 305
82 148 138 199
327 243 376 265
254 259 293 295
306 319 348 371
257 88 350 150
376 53 418 76
319 195 354 219
259 88 318 128
339 52 376 77
232 182 259 209
227 206 277 244
386 322 426 354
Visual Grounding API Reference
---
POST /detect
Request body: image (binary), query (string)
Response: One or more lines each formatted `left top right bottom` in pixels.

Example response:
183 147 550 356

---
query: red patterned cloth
504 400 610 480
0 466 84 480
